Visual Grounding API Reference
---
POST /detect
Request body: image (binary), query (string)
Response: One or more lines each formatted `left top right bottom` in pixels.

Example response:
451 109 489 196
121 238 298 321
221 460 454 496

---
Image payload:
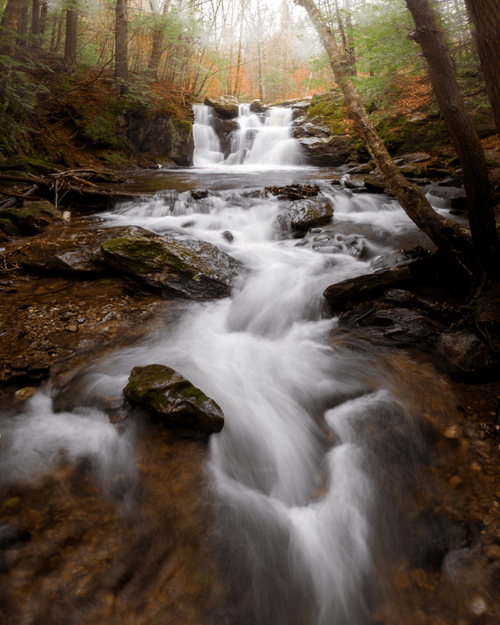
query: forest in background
0 0 495 160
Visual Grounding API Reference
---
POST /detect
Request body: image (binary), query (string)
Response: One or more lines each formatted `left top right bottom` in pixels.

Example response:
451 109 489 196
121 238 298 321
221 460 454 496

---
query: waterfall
193 102 304 168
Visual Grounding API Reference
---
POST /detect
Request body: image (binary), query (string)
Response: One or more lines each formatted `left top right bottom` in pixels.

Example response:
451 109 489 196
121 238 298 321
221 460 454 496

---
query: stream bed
1 105 499 625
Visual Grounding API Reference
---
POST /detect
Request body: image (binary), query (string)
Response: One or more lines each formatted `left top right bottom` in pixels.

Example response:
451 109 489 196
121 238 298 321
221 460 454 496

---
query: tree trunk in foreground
463 0 500 137
295 0 473 261
115 0 129 93
405 0 500 281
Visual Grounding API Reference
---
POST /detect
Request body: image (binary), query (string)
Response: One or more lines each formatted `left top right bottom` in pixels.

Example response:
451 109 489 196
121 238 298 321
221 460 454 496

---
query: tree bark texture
64 0 78 67
30 0 41 48
16 0 28 46
295 0 473 260
463 0 500 137
406 0 500 281
115 0 129 92
1 0 22 31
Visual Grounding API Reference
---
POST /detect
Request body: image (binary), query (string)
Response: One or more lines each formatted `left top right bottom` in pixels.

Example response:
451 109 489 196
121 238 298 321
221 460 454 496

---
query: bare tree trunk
115 0 129 93
52 8 64 53
16 0 28 46
64 0 78 67
463 0 500 137
39 1 47 36
1 0 22 31
405 0 500 280
30 0 41 47
295 0 474 262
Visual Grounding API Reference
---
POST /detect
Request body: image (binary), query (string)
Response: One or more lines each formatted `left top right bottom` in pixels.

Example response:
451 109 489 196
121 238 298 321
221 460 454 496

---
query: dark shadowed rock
323 266 412 312
277 199 333 235
126 113 193 166
0 201 63 235
363 175 386 193
101 234 240 300
435 331 496 378
14 225 155 274
124 364 224 434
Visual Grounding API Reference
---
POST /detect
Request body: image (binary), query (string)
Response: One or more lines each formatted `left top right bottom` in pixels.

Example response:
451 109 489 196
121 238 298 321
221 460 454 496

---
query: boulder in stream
124 364 224 434
204 96 239 119
101 234 240 300
277 199 333 235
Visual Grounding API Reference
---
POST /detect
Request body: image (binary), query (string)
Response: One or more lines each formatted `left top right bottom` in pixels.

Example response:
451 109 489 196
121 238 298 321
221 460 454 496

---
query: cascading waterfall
193 102 304 167
0 159 460 621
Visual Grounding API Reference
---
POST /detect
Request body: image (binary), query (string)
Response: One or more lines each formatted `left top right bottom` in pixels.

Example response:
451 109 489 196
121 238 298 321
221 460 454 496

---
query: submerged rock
101 234 240 300
277 199 333 235
124 364 224 434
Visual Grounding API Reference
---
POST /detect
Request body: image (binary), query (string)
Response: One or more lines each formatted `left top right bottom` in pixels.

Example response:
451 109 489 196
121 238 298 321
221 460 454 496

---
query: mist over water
0 104 462 624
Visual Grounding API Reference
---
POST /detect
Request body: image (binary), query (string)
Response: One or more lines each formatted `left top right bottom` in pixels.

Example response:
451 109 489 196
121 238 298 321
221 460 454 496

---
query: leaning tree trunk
405 0 500 281
114 0 129 93
463 0 500 137
295 0 473 260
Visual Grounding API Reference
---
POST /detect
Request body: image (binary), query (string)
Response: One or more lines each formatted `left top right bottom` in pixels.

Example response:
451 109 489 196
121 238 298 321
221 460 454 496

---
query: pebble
470 462 482 471
442 424 460 438
484 544 500 560
449 475 462 487
77 318 85 324
66 324 79 333
14 387 36 401
469 595 488 615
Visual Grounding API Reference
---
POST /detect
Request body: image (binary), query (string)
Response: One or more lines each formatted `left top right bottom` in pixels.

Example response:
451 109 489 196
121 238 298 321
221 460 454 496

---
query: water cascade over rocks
0 128 467 623
193 103 304 167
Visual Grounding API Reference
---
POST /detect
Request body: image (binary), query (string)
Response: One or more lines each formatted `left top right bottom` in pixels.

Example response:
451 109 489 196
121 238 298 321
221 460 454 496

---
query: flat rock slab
14 225 154 274
124 364 224 434
101 233 240 300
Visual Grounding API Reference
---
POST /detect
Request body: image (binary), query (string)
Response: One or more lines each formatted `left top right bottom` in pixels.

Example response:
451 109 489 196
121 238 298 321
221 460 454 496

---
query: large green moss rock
124 364 224 434
0 201 63 235
203 96 239 119
101 234 240 300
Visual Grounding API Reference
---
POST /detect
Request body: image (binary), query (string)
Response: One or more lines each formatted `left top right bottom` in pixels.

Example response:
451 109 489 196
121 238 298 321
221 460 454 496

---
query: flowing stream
0 104 463 624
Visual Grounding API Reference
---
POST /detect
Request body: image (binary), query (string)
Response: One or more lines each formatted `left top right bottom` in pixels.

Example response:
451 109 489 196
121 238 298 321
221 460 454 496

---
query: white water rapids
0 104 463 624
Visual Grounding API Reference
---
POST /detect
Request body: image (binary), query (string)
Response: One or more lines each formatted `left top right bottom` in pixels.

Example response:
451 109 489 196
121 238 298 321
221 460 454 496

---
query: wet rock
324 266 412 312
401 152 431 163
126 112 194 166
295 136 350 167
363 174 386 194
222 231 234 242
277 199 333 235
265 184 320 200
190 189 209 201
101 234 240 300
13 225 155 274
423 184 467 210
348 163 373 174
435 330 496 378
204 96 238 119
211 116 238 153
338 306 433 344
398 163 425 178
124 364 224 434
250 100 268 113
427 167 452 178
0 201 63 235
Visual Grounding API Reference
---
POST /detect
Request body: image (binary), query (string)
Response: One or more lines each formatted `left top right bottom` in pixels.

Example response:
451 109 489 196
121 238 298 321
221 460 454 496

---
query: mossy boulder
363 175 386 194
124 364 224 434
277 199 333 235
14 225 154 273
0 201 63 235
398 163 424 178
101 234 240 300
